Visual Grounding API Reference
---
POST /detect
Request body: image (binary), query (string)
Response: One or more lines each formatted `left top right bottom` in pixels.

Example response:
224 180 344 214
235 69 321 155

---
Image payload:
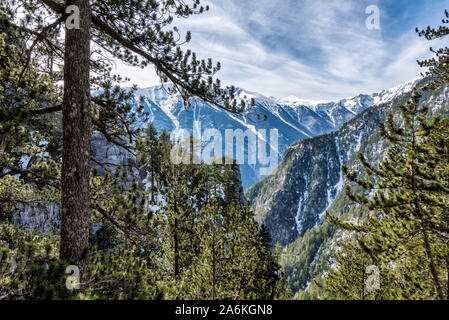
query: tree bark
212 211 216 300
421 227 444 300
60 0 91 263
446 258 449 299
410 124 444 300
174 217 179 278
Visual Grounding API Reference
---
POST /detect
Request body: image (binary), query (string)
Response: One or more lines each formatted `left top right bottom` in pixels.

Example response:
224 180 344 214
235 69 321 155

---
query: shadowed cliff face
246 103 387 245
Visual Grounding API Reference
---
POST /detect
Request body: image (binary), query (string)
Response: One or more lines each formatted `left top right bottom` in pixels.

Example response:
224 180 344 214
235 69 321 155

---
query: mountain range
127 79 419 188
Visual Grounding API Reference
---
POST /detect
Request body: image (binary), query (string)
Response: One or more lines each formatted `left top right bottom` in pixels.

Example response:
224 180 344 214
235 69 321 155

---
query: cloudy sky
116 0 449 101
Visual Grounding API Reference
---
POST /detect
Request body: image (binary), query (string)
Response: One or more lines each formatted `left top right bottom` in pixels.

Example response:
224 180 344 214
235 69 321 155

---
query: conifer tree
325 10 449 299
327 90 449 299
324 239 433 300
172 200 287 300
5 0 253 265
1 6 61 217
416 9 449 89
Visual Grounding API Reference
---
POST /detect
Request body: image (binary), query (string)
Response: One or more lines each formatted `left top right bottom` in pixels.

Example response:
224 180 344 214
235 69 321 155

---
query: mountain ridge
124 79 419 188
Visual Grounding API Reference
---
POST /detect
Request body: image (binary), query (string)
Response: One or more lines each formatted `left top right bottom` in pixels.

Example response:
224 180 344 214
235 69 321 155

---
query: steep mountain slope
246 81 449 294
126 80 418 188
246 99 389 245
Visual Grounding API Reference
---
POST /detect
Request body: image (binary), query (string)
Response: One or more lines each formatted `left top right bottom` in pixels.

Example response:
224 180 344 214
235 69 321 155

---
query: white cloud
112 0 449 100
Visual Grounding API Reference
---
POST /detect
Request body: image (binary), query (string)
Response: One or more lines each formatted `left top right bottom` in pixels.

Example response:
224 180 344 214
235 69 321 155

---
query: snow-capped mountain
126 79 419 189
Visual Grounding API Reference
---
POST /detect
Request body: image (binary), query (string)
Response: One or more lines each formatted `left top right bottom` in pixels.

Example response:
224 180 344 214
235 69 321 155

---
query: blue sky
116 0 449 100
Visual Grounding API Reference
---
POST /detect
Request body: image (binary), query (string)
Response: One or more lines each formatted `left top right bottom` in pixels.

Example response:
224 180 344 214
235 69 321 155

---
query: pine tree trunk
212 211 216 300
173 193 179 278
174 216 179 278
60 0 91 263
410 127 444 300
421 227 444 300
151 165 155 204
446 259 449 299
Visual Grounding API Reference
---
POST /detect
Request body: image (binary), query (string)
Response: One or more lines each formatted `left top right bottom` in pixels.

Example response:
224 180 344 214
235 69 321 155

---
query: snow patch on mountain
295 175 310 235
372 78 420 106
277 96 326 109
317 137 345 225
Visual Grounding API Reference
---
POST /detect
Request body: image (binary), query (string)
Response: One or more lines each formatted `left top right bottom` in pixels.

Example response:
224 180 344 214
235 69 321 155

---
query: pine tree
173 200 287 300
1 1 284 299
5 0 253 265
254 224 286 299
1 7 61 218
324 10 449 296
59 0 92 265
416 9 449 89
324 239 433 300
327 90 449 299
137 123 161 205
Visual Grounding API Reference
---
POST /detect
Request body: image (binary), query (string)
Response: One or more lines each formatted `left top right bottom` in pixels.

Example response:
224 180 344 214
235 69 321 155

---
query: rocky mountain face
127 80 418 189
246 81 449 294
245 105 387 245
